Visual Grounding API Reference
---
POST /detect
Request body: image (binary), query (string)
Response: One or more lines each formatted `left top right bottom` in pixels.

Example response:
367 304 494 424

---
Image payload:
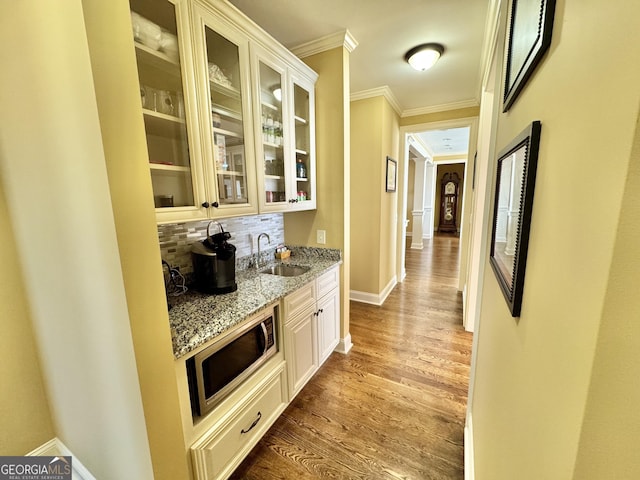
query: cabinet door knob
201 202 210 208
212 201 219 208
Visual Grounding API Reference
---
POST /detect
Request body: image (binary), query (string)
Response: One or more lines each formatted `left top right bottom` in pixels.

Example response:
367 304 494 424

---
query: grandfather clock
439 172 460 233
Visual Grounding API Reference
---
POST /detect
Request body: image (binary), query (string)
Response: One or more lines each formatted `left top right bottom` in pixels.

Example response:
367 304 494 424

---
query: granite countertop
168 247 342 359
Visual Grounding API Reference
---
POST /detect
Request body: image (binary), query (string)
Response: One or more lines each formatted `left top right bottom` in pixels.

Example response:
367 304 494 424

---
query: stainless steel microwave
187 311 277 417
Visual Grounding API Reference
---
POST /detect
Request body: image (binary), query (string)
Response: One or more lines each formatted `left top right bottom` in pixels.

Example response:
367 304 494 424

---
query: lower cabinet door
317 289 340 366
284 309 318 400
191 366 287 480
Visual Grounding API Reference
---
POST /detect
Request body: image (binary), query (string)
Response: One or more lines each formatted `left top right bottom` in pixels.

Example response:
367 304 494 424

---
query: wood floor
230 234 473 479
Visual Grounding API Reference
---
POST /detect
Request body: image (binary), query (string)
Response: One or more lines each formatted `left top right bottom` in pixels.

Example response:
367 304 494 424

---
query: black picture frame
385 157 397 192
489 121 541 317
503 0 556 112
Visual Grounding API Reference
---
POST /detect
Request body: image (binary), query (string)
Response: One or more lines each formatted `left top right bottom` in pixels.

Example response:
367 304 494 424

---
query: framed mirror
489 121 541 317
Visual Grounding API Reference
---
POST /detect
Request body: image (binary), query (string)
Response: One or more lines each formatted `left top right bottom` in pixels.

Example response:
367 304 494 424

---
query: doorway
398 119 478 299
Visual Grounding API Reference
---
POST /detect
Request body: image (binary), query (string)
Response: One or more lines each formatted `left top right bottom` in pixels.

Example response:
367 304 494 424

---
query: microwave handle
260 321 268 355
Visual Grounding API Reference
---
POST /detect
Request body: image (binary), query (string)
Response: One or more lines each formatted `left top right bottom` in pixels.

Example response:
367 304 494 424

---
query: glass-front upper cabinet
191 3 258 217
256 58 288 209
290 74 316 210
253 47 317 212
130 0 206 223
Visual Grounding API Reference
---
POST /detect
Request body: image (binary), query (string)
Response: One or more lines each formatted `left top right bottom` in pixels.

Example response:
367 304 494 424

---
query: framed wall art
489 121 541 316
503 0 557 111
385 157 397 192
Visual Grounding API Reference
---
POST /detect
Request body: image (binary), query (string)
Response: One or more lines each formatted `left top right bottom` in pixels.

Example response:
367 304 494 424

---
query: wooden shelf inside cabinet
210 80 240 99
143 109 187 138
295 148 308 156
211 104 242 121
135 41 180 75
296 177 309 182
294 115 308 125
263 141 283 149
149 163 191 173
265 174 284 180
262 101 279 112
217 170 245 177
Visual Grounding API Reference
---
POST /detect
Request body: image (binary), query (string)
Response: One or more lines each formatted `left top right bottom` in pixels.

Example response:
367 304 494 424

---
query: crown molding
350 86 402 116
408 134 433 159
401 98 480 118
291 29 358 58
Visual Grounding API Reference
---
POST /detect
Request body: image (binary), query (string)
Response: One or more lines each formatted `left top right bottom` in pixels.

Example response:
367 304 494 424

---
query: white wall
0 1 153 478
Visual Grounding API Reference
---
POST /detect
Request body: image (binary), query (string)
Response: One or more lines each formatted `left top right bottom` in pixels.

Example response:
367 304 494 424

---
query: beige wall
82 0 191 478
0 185 54 454
350 96 400 295
471 0 640 478
406 159 416 232
351 97 383 293
284 46 351 339
380 99 400 288
572 113 640 479
0 1 154 477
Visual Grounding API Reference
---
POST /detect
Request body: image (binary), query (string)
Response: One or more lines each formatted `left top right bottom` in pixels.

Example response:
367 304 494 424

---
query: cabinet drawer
284 281 316 322
317 266 339 299
191 369 286 480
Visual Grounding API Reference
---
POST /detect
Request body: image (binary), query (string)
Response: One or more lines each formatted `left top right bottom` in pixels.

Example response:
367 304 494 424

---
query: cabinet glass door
258 61 287 205
204 27 249 206
292 82 313 205
130 0 196 211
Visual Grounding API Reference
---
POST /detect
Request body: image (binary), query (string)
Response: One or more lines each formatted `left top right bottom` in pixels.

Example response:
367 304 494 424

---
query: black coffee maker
191 222 238 294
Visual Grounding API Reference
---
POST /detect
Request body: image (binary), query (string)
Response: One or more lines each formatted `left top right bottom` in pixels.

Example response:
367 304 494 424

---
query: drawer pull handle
241 411 262 434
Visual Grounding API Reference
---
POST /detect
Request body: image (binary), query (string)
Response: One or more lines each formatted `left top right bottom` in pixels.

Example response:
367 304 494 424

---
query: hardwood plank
230 235 472 479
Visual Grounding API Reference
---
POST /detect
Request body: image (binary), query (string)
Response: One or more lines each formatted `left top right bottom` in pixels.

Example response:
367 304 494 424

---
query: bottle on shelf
296 158 306 178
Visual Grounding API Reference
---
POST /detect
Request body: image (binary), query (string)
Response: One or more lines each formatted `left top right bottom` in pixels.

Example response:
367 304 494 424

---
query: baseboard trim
465 413 475 480
335 334 353 354
28 438 96 480
350 276 397 306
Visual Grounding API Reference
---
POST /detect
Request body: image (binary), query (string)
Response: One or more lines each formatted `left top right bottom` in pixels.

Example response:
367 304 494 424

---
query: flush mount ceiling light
272 87 282 102
405 43 445 71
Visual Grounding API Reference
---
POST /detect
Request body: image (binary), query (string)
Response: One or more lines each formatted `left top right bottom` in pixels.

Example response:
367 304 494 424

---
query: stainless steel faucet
256 232 270 268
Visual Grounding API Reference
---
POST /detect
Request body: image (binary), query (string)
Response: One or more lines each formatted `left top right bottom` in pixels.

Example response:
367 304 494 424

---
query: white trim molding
291 29 358 58
335 334 353 354
29 438 96 480
402 98 479 118
350 276 397 306
465 413 475 480
350 86 402 116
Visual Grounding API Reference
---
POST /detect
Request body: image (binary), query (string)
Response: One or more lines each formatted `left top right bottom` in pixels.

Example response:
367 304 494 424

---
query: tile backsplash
158 214 285 275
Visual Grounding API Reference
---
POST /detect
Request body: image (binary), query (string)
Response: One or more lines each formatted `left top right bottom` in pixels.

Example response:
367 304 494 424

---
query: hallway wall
471 0 640 478
350 95 400 298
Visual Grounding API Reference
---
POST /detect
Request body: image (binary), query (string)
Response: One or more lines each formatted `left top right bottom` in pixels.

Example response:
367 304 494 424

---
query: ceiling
418 127 470 157
228 0 490 114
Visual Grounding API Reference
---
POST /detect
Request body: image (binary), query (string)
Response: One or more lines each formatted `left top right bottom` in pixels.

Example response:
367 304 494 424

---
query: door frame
397 117 478 289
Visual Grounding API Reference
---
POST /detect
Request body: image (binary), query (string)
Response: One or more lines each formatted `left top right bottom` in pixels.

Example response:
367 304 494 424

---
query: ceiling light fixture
272 87 282 102
405 43 444 71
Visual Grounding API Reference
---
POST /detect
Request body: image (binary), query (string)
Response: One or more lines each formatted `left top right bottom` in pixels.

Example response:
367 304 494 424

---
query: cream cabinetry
283 266 340 400
130 0 206 224
252 46 317 212
190 363 287 480
283 282 318 399
130 0 316 224
190 1 259 218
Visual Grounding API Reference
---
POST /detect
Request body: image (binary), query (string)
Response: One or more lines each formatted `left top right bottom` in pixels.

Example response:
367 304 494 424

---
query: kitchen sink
260 264 311 277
